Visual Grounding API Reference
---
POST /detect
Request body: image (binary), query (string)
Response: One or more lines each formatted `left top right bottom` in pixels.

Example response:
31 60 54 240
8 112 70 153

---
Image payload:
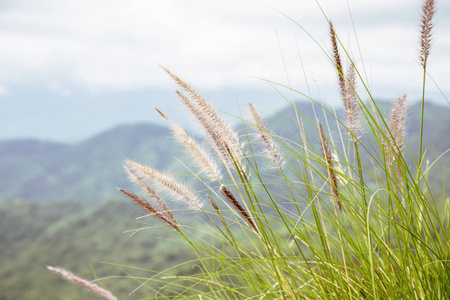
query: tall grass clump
49 0 448 299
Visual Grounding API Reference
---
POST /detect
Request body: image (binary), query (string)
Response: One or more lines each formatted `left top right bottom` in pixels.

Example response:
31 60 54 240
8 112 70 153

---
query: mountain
268 100 450 196
270 100 450 157
0 100 448 203
266 100 450 170
0 123 183 202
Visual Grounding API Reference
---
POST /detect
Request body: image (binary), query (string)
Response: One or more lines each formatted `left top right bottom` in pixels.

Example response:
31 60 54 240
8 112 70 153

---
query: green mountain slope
269 100 450 157
271 100 449 190
0 101 448 203
0 123 182 202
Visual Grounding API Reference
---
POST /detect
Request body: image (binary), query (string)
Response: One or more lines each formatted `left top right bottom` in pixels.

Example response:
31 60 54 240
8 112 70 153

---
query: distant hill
269 100 450 196
0 100 448 203
0 123 183 202
270 100 450 157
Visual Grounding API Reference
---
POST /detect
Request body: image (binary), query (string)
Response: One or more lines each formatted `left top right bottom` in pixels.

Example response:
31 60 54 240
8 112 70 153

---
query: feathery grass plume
330 21 346 100
344 63 361 141
125 166 174 221
162 67 243 166
127 160 203 210
388 94 408 160
175 91 229 161
419 0 435 67
319 122 342 211
155 107 169 120
176 90 245 172
118 188 178 230
330 22 362 140
248 102 284 169
170 123 222 180
163 68 241 151
47 266 117 300
220 185 259 233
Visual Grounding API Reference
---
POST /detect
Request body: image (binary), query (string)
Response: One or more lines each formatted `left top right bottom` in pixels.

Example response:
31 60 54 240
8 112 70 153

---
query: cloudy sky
0 0 448 142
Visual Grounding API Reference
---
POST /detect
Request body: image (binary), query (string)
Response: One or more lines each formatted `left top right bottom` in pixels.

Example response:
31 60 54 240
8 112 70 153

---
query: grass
48 0 449 299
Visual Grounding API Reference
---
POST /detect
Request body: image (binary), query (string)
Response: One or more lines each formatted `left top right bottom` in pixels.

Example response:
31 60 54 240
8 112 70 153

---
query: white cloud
0 0 448 99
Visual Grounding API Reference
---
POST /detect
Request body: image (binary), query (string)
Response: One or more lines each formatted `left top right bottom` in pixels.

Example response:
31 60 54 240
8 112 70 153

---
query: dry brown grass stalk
319 122 342 211
170 123 222 180
220 185 259 233
47 266 117 300
127 160 203 210
208 195 228 229
248 102 284 169
125 166 175 220
119 188 178 230
420 0 435 67
155 107 169 120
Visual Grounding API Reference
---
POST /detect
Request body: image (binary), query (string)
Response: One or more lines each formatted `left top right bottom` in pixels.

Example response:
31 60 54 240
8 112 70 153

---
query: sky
0 0 448 142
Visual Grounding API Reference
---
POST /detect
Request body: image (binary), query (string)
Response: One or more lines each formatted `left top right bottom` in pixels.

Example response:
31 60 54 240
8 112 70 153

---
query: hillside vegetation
0 101 448 203
0 200 197 299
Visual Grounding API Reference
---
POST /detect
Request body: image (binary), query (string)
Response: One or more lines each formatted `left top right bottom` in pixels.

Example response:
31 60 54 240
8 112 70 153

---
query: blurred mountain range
0 100 448 203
